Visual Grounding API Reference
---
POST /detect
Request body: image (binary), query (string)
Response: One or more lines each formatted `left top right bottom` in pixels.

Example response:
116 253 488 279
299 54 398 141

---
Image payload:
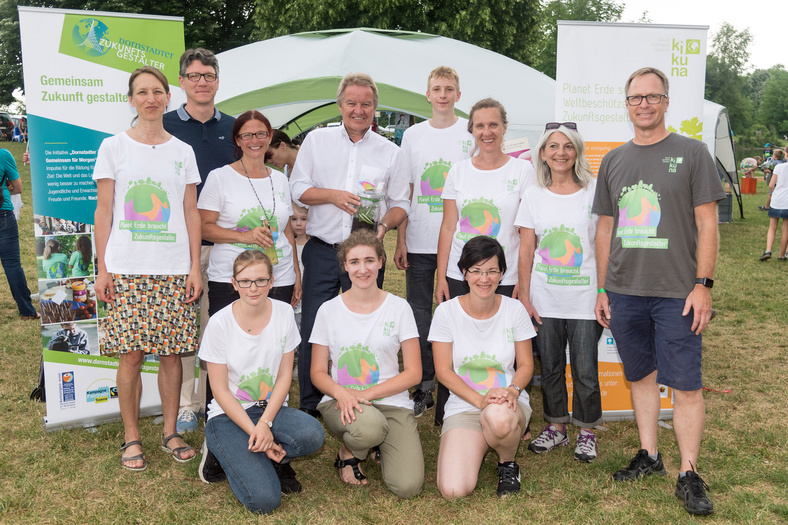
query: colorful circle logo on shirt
538 226 583 269
420 160 451 197
458 353 506 394
237 369 275 402
124 180 171 231
617 182 661 236
72 19 110 57
236 208 280 244
337 344 379 390
459 200 501 237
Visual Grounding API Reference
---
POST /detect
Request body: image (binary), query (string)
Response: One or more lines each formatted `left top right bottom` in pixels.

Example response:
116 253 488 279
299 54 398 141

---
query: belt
311 236 342 250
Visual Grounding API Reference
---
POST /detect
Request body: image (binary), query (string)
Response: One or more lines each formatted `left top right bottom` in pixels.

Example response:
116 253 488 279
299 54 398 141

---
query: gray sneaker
528 424 568 454
574 429 598 462
613 449 667 481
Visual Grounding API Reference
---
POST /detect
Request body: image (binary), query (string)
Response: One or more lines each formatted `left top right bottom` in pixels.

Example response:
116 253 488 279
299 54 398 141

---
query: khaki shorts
441 402 532 436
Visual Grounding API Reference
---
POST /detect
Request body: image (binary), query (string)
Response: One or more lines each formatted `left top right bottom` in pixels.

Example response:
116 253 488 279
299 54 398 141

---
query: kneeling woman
310 230 424 498
429 236 536 498
199 250 324 514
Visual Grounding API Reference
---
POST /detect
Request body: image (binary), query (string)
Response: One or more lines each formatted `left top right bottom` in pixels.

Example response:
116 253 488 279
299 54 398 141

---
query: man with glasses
164 48 236 481
289 72 410 418
593 67 725 516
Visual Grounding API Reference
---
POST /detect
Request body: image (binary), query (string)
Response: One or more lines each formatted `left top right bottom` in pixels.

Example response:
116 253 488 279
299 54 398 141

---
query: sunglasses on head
544 122 578 131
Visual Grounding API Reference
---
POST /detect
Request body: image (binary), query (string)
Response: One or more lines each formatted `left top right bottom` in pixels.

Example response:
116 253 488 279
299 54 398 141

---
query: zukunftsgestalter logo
72 18 110 57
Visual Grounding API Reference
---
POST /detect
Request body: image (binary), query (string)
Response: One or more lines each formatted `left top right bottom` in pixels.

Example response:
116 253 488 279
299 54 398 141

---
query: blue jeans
298 237 384 410
406 253 437 390
536 318 604 428
0 210 36 317
205 405 324 514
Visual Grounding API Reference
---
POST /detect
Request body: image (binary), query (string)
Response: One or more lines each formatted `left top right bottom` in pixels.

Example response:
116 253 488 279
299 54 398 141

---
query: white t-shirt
92 132 201 275
199 299 300 419
514 181 599 320
310 293 419 410
428 296 535 419
396 118 474 254
442 157 535 285
771 163 788 210
198 165 295 285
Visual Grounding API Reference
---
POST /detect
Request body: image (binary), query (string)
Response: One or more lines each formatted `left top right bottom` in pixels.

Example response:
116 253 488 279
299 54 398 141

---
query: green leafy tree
758 69 788 141
531 0 624 79
705 23 753 134
252 0 541 66
0 0 256 106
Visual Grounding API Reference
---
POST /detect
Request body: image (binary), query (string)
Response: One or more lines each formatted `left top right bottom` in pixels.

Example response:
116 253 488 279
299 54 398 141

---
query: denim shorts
608 292 703 391
767 207 788 219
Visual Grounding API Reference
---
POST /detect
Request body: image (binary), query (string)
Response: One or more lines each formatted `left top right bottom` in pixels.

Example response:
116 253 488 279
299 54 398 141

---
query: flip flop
120 440 147 471
334 455 367 484
161 432 196 463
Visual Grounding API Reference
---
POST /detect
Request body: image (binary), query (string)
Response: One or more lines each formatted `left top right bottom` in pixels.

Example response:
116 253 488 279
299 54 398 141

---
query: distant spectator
759 149 786 211
759 159 788 261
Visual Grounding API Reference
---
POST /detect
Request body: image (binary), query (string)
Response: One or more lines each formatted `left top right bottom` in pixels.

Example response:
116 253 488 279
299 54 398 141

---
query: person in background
393 66 473 420
290 203 309 331
516 122 604 463
69 234 93 277
0 147 38 319
758 149 785 212
759 156 788 261
94 66 201 472
266 130 300 177
163 47 237 436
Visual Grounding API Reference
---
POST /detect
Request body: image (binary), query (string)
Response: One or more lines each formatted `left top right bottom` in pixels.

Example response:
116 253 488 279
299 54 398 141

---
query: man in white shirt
289 72 410 415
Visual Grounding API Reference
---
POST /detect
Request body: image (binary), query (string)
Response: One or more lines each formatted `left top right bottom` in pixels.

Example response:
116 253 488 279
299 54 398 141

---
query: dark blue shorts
767 207 788 219
607 292 703 391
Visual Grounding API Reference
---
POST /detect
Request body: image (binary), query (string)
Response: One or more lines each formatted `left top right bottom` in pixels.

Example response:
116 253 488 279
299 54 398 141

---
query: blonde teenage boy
393 66 474 419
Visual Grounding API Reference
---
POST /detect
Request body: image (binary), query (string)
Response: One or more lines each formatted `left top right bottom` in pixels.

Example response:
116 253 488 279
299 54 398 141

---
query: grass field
1 141 787 523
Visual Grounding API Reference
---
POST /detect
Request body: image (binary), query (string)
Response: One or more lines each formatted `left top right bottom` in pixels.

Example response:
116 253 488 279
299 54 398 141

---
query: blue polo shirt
163 104 236 195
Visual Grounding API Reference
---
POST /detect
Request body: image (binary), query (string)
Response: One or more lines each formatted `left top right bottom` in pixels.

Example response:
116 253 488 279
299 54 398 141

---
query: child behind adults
310 230 424 498
199 250 324 514
429 236 536 498
290 203 309 330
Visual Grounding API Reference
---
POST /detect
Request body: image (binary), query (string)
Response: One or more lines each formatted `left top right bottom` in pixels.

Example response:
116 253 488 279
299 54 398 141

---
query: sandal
334 455 367 484
21 312 40 321
372 445 381 465
161 433 196 463
120 440 147 471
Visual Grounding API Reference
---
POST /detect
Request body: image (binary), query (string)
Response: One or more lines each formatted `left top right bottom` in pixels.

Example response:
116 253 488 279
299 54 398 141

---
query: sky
619 0 783 71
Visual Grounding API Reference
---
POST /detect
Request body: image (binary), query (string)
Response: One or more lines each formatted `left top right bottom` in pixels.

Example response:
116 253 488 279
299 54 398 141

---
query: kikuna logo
232 206 280 249
72 18 110 57
685 39 701 54
458 198 501 241
458 352 506 394
237 367 275 402
337 344 379 390
616 181 668 249
122 178 171 233
670 38 700 77
535 225 590 285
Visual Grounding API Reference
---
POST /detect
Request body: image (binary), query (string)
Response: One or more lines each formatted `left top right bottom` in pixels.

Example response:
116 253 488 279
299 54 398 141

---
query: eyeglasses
545 122 577 131
466 269 502 278
238 131 270 141
184 72 217 82
625 94 667 106
235 278 271 288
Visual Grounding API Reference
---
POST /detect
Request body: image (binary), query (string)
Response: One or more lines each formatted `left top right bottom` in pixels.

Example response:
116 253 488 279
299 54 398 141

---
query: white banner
19 6 185 430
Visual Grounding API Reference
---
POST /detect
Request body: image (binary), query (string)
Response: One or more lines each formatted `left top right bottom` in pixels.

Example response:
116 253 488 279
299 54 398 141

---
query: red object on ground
741 177 757 195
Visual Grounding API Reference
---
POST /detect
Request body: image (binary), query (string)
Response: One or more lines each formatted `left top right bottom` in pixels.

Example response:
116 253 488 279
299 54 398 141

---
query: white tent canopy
215 28 556 145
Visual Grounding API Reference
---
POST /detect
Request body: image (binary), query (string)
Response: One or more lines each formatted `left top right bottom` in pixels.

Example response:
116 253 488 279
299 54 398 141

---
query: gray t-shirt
592 133 725 298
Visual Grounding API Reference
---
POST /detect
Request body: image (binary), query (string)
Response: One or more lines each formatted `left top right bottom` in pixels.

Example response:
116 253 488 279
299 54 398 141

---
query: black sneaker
199 440 227 484
676 470 714 515
273 461 302 494
496 461 521 497
412 390 435 418
613 449 667 481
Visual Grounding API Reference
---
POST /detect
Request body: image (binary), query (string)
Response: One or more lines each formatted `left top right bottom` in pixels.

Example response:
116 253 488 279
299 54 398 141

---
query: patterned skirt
104 275 198 356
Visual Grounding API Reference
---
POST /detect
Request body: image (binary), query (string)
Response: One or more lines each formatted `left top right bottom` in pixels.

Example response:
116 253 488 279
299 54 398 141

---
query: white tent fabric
215 28 556 145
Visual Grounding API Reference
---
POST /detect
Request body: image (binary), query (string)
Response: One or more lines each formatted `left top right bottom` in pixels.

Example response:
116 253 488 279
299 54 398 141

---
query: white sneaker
574 429 598 462
528 424 568 454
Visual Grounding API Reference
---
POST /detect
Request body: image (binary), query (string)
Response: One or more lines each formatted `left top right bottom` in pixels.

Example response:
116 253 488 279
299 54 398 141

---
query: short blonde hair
428 66 460 91
625 67 669 97
337 73 378 108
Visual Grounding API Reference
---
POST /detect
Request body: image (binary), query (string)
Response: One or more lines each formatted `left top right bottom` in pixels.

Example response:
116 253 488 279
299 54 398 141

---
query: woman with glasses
93 66 201 470
310 230 424 498
433 98 535 425
199 250 324 513
198 110 301 316
515 122 604 463
429 236 535 498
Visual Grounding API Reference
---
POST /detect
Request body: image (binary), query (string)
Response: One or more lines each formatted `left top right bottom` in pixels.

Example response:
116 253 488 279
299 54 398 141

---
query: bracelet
508 383 521 393
597 288 607 294
379 222 389 233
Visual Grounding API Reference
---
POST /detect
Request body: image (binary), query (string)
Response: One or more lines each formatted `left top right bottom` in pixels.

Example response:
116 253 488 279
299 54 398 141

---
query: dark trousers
298 237 384 411
406 253 438 391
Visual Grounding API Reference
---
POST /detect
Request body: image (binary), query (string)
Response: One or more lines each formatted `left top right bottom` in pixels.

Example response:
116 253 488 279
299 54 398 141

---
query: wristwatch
695 278 714 289
261 418 273 428
508 384 521 393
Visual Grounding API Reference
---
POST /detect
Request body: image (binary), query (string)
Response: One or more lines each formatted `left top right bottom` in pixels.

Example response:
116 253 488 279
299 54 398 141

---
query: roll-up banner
18 6 185 430
556 22 708 420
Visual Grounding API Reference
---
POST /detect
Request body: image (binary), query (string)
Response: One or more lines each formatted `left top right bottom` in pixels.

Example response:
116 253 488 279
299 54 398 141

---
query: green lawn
1 141 786 523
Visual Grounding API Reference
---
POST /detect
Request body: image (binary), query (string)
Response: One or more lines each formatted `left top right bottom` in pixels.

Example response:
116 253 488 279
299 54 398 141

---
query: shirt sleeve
592 155 614 216
427 302 454 343
386 149 410 215
198 314 228 365
510 299 537 341
514 187 536 229
281 303 301 353
690 142 725 207
442 164 458 201
396 299 419 343
308 302 331 346
92 138 116 182
289 133 316 201
184 144 201 186
197 169 223 211
0 149 20 182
